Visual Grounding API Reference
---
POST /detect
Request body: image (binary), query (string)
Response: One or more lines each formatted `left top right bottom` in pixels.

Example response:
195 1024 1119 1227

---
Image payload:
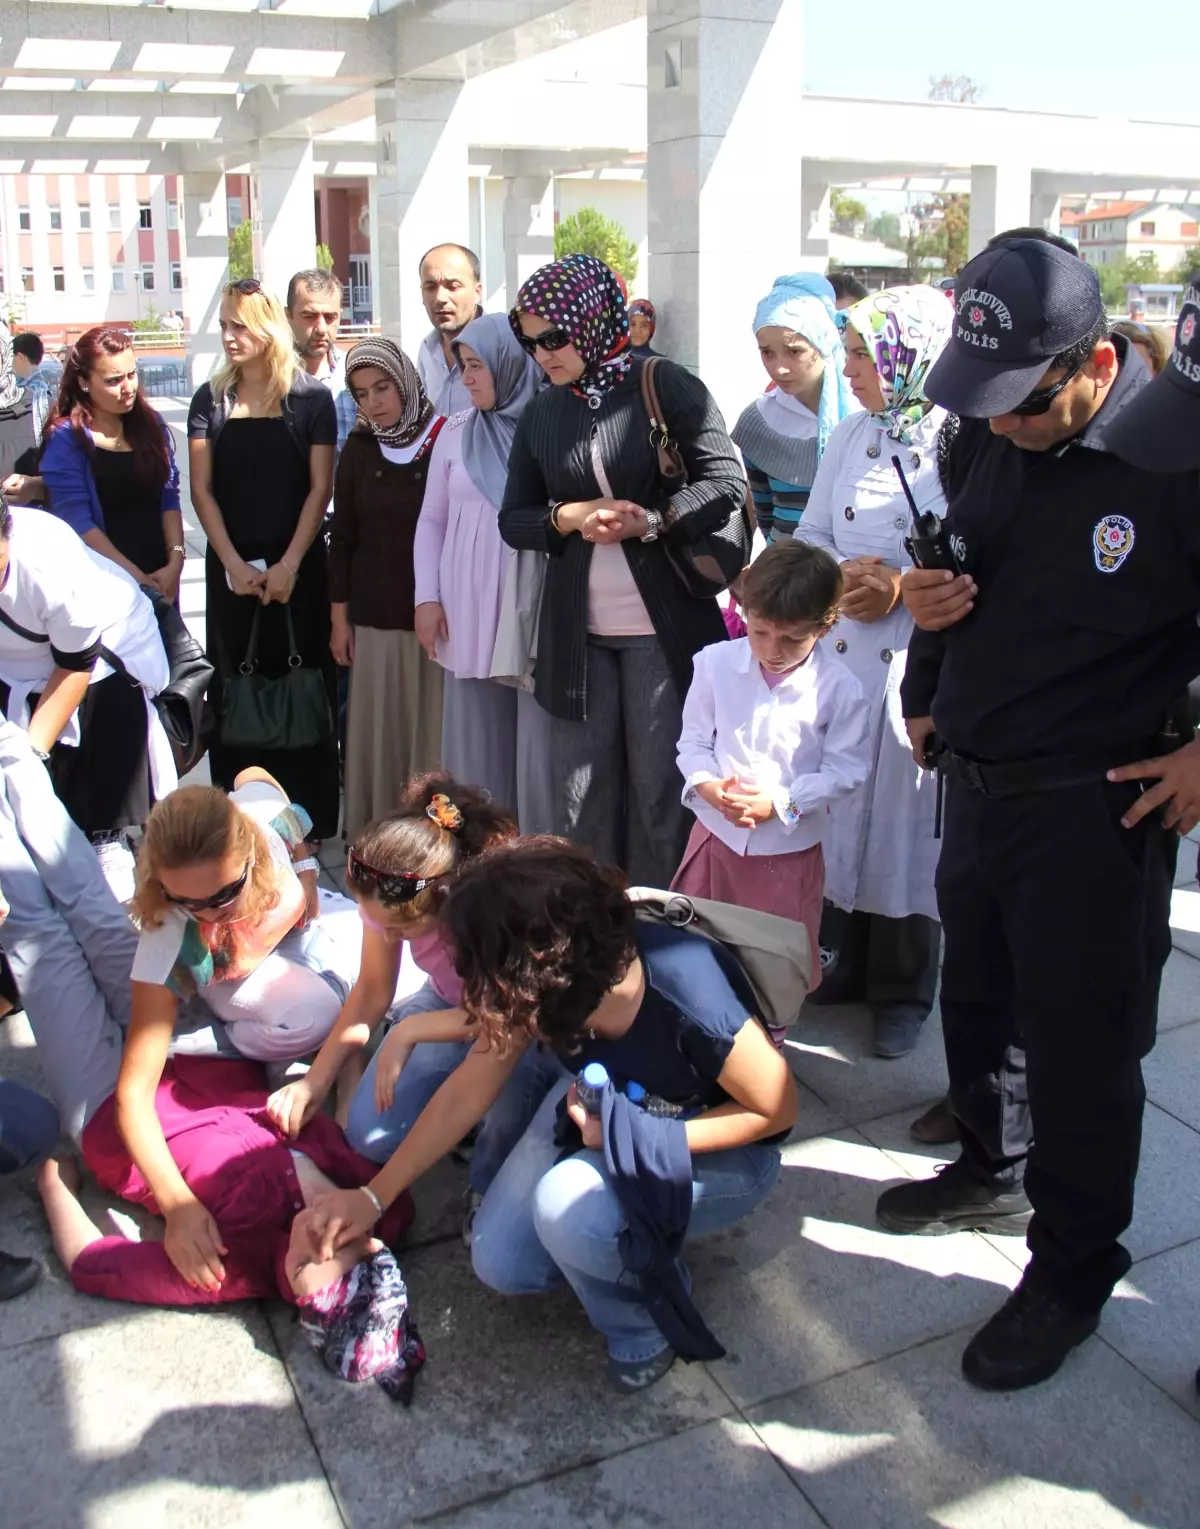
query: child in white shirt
672 540 870 1000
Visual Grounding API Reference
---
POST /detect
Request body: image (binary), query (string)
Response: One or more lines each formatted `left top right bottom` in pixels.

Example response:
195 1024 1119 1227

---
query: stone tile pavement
1 403 1197 1526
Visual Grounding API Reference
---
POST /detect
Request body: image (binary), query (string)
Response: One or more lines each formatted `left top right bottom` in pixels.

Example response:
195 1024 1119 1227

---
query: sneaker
872 1007 925 1059
606 1346 676 1393
0 1249 42 1302
876 1157 1032 1236
461 1187 483 1248
93 835 137 905
962 1276 1100 1391
910 1098 959 1145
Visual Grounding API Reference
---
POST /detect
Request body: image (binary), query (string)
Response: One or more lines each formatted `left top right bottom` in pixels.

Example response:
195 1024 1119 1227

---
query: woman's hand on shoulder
266 1075 326 1139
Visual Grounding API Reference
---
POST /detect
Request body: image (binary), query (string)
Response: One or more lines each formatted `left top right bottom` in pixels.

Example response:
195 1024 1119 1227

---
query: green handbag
220 604 332 752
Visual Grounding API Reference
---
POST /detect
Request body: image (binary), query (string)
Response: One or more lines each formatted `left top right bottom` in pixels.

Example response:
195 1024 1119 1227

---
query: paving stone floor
1 403 1197 1526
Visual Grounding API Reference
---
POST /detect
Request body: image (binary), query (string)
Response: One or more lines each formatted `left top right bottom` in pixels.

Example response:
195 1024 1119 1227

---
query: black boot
0 1249 42 1302
962 1275 1101 1391
876 1156 1032 1236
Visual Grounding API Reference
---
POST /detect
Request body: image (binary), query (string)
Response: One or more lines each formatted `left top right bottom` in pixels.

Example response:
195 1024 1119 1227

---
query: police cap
1105 271 1200 473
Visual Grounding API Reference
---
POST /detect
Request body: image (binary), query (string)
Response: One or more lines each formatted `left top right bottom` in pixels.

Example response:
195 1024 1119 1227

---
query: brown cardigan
328 425 441 630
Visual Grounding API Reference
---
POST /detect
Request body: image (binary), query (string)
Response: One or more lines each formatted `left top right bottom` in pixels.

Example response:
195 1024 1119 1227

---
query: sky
802 0 1195 123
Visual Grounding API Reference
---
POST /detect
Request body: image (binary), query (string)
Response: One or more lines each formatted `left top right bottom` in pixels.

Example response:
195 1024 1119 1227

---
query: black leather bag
220 604 332 753
639 357 752 599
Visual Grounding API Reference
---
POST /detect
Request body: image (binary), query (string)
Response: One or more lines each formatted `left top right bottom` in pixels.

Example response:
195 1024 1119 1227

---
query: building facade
1076 200 1200 268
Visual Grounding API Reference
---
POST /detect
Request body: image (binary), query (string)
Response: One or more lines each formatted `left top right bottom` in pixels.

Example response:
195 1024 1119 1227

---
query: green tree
315 242 335 272
903 192 971 279
130 305 163 333
553 207 639 286
868 210 904 249
1096 251 1161 311
228 221 254 281
831 189 869 234
1171 245 1200 281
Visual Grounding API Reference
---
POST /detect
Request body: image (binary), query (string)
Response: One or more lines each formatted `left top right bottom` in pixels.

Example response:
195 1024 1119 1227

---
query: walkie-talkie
891 454 962 575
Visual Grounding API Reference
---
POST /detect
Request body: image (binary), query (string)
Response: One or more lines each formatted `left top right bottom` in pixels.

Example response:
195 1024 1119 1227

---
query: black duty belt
945 740 1160 800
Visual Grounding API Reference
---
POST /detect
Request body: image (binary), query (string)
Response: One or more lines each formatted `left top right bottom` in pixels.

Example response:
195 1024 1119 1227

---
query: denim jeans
471 1077 783 1363
0 1078 60 1174
344 987 563 1194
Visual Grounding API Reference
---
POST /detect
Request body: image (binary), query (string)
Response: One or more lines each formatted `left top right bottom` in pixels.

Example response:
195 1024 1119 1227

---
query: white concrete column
800 171 831 268
1030 180 1062 236
502 174 555 309
251 140 316 305
180 170 228 389
374 79 470 356
968 163 1033 257
647 0 806 428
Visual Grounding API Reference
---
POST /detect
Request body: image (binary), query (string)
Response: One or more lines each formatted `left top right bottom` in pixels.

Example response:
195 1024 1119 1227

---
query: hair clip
426 794 464 832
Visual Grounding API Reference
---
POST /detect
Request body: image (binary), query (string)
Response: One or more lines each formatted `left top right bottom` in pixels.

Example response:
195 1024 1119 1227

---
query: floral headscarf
344 337 433 448
752 272 855 457
628 299 657 337
843 284 954 445
511 254 631 408
298 1248 425 1405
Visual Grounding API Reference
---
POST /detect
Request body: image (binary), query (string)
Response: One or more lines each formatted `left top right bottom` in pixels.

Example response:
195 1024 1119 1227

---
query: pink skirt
670 822 825 995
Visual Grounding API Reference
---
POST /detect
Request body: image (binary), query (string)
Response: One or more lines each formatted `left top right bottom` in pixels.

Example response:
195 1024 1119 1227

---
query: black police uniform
902 381 1200 1311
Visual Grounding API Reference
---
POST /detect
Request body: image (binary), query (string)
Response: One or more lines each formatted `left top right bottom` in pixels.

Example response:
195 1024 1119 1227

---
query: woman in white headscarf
732 273 856 543
794 285 953 1061
412 313 552 830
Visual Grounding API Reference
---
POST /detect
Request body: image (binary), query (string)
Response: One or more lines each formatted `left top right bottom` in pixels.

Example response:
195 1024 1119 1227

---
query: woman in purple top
412 313 554 833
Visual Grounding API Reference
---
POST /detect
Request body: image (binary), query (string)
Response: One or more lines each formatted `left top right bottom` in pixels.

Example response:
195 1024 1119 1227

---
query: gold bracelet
549 502 565 535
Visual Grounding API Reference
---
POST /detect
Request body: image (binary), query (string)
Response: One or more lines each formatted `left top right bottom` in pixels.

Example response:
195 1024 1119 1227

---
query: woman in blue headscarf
731 272 856 542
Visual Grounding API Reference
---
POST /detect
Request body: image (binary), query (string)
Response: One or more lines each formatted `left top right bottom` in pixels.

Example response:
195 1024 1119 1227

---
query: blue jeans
0 1078 60 1174
344 987 563 1194
470 1078 783 1363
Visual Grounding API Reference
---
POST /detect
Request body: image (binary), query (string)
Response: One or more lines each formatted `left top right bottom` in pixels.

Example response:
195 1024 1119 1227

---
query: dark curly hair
348 773 516 924
440 837 637 1053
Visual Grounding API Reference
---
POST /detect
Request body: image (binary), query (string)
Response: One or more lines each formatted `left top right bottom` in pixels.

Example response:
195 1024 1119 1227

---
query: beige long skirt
343 625 445 842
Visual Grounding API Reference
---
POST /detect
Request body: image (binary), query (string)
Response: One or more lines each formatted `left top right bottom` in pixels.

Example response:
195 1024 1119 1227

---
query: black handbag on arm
639 357 753 599
220 603 332 752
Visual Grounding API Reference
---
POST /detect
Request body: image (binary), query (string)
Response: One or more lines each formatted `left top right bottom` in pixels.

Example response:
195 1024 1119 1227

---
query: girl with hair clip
266 775 533 1235
40 326 185 603
188 279 340 839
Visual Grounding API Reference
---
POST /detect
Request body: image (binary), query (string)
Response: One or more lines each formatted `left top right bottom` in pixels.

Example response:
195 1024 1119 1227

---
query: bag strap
640 357 672 446
284 604 302 668
239 606 262 674
0 605 49 645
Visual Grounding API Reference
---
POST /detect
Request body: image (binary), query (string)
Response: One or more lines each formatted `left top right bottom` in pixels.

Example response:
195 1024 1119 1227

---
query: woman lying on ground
301 837 799 1392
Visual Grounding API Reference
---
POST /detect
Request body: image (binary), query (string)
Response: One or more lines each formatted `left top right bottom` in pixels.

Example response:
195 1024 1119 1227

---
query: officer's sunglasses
161 863 251 913
1008 357 1085 417
513 321 573 356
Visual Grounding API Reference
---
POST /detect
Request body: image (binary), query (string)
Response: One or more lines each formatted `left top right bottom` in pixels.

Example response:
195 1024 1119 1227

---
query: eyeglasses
161 863 250 914
225 278 263 297
1008 358 1085 417
346 847 439 905
513 322 573 356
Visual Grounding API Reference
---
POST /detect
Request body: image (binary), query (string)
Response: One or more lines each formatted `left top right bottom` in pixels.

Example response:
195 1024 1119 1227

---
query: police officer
875 238 1200 1392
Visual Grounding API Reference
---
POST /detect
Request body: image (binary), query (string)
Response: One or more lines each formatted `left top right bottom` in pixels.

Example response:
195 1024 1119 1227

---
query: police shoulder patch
1093 514 1135 573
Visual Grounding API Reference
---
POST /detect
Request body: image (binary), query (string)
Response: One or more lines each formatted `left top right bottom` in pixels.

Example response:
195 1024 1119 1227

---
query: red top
76 1056 413 1307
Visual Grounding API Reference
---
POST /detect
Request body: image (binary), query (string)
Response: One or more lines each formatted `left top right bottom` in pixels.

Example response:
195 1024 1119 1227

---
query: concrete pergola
4 0 1200 422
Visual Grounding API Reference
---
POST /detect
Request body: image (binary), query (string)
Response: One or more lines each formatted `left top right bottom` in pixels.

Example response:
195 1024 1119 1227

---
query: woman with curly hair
300 836 798 1391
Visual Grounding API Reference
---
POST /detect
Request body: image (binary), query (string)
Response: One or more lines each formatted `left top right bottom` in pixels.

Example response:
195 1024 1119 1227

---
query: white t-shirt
132 782 307 993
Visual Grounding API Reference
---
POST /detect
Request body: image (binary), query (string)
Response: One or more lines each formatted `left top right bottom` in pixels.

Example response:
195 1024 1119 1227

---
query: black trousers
937 773 1174 1308
814 904 941 1018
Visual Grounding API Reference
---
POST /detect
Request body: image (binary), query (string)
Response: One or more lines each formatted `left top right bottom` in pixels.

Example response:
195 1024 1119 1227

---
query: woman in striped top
732 273 856 542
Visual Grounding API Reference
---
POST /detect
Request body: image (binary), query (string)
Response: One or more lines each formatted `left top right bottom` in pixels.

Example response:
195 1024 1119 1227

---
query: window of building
170 261 182 291
167 200 179 231
52 267 65 292
108 203 121 229
82 267 94 292
138 203 152 230
140 263 155 292
48 207 61 231
17 207 30 231
79 206 91 231
20 267 33 290
1183 222 1199 238
1139 221 1156 236
226 197 243 228
112 267 126 293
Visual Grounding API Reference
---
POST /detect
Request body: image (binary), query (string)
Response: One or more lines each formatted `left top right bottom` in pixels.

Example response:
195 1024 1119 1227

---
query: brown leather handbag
638 357 752 599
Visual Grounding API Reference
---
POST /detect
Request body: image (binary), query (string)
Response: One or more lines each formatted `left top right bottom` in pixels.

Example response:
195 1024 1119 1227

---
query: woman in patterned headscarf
329 338 447 840
500 254 745 887
793 284 954 1062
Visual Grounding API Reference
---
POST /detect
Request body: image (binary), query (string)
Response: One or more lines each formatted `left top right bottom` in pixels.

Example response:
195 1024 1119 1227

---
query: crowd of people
0 228 1197 1407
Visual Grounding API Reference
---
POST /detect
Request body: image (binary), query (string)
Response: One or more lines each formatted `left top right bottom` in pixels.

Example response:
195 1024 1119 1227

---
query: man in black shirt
876 238 1200 1391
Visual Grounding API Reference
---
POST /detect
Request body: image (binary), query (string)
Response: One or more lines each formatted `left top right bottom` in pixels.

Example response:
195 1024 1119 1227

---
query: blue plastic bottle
575 1061 610 1115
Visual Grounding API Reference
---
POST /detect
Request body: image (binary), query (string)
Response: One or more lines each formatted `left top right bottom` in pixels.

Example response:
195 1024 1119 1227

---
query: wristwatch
640 509 663 543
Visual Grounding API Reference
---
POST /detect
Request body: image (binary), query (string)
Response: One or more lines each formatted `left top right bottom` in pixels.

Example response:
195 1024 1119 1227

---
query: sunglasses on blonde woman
225 278 263 297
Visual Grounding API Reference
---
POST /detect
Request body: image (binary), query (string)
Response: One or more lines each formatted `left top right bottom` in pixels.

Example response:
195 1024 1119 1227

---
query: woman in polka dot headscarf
500 254 746 887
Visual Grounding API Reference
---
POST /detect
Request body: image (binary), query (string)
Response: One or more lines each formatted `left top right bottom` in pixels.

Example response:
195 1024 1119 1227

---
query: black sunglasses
226 278 263 297
1008 357 1085 417
346 848 439 905
162 863 250 914
514 323 573 356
